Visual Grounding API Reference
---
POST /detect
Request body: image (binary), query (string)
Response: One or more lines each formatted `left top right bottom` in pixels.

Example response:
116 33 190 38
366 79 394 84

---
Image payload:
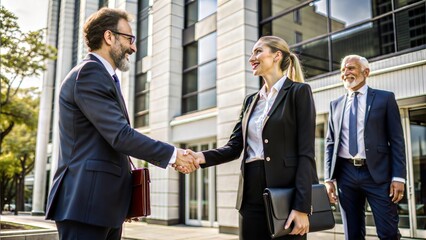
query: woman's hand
285 209 309 235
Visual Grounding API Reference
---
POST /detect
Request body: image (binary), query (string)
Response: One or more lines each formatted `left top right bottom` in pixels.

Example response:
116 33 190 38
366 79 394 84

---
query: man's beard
111 42 130 72
343 77 363 90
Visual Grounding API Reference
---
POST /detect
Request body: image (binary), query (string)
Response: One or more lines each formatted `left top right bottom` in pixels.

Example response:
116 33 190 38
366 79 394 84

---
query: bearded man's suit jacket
46 54 174 228
201 79 318 214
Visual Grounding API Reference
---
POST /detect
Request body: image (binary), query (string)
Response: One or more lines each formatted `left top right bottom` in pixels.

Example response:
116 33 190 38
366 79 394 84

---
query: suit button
264 139 269 144
366 149 369 152
266 157 271 161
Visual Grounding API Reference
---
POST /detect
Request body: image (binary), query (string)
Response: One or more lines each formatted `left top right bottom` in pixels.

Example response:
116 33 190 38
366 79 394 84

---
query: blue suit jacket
324 87 406 184
46 55 174 228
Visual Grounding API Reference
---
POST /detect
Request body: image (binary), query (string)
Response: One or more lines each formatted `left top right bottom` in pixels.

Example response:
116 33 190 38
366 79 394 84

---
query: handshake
172 149 205 174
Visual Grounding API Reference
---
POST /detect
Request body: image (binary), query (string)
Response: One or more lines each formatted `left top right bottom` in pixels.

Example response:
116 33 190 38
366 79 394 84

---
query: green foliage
0 6 57 93
0 5 55 212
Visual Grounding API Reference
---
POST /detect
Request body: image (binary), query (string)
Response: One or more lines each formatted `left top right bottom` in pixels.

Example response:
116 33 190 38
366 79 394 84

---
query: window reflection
331 18 395 70
198 33 217 64
292 37 329 78
396 4 426 51
262 0 426 79
199 0 217 21
410 108 426 230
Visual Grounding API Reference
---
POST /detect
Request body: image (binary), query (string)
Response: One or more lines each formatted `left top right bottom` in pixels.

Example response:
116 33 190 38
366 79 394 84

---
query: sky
2 0 49 89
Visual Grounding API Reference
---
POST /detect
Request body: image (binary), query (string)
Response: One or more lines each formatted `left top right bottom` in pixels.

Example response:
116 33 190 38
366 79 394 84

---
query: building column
215 0 259 234
49 0 78 186
148 0 184 225
31 0 60 215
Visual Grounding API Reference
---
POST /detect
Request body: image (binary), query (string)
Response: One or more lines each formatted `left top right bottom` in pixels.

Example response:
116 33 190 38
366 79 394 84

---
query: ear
104 30 114 46
274 51 283 62
363 68 370 77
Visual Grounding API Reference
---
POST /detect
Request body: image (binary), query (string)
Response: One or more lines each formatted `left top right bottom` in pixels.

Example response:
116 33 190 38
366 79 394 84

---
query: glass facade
182 0 217 114
260 0 426 79
134 0 150 128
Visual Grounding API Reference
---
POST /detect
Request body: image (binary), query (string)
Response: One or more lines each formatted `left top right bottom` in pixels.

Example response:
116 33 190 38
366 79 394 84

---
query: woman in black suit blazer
183 36 318 239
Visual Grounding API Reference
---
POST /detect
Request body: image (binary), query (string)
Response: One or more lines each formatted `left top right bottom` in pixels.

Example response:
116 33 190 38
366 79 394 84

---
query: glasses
109 30 136 45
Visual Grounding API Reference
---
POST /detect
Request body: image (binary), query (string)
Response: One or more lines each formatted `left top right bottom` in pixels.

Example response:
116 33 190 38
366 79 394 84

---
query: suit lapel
262 79 293 129
364 87 375 125
242 93 259 147
336 94 348 137
86 55 130 124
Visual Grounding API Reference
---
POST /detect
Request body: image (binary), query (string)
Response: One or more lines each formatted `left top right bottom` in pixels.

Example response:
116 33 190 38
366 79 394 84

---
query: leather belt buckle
351 158 365 167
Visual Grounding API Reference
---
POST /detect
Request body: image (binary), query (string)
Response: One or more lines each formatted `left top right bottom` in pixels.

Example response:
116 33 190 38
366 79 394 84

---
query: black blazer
46 55 174 228
202 79 318 214
324 87 406 184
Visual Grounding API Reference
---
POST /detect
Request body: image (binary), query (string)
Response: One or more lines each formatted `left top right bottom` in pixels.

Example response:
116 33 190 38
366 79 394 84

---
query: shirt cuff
392 177 405 184
168 147 177 166
324 179 335 183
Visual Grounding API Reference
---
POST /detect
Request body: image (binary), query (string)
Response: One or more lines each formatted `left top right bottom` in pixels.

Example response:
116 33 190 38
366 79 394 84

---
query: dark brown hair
83 7 131 51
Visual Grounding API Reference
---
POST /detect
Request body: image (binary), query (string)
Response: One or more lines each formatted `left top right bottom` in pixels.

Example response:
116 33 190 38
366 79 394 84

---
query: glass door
185 142 217 227
406 108 426 238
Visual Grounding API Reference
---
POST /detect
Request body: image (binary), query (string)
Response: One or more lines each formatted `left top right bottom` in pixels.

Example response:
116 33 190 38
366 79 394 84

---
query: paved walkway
0 214 397 240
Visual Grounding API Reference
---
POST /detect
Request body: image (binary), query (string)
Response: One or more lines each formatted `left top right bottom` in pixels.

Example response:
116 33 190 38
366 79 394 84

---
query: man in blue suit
45 8 198 240
324 55 406 240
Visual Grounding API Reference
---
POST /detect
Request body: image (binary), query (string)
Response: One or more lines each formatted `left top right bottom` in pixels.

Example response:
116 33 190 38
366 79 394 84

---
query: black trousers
239 160 306 240
56 220 122 240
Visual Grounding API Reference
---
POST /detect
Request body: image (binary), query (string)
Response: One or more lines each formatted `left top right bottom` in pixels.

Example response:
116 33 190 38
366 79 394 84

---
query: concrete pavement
0 214 384 239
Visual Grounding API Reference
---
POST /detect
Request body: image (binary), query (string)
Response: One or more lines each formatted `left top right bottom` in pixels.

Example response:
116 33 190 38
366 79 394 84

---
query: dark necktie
112 74 121 94
349 92 359 157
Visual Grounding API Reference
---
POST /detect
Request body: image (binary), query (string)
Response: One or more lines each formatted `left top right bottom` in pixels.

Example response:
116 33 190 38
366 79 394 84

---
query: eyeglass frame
109 30 136 45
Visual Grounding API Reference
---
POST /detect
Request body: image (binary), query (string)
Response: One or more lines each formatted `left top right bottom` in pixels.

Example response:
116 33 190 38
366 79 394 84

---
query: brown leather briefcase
127 167 151 218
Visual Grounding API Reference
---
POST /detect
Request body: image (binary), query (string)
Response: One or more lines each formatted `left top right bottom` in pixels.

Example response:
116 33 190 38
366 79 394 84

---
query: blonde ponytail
288 52 305 83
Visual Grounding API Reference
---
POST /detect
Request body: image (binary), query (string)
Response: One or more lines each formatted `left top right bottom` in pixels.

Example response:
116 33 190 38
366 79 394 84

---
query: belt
339 157 366 167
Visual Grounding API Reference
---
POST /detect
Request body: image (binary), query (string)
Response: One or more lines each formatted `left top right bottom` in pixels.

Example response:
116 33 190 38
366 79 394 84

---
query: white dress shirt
245 76 286 163
338 84 368 159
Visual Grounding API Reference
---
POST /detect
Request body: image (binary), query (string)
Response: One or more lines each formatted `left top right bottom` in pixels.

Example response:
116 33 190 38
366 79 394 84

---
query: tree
0 6 57 149
0 88 39 213
0 6 56 212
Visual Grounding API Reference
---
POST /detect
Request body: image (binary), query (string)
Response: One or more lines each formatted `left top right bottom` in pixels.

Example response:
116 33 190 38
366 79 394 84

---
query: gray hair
341 55 369 70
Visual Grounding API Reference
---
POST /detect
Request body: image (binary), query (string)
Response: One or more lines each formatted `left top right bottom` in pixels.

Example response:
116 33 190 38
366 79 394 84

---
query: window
293 9 301 24
185 0 217 27
134 73 149 128
261 0 426 79
137 0 150 60
182 33 217 114
295 31 303 43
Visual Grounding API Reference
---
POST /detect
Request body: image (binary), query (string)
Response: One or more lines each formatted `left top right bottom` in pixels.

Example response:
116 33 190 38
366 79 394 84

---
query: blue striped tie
349 92 359 157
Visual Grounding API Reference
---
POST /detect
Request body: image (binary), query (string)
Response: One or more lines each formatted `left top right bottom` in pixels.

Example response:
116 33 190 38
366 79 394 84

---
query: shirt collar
259 76 287 99
347 84 368 96
89 52 116 77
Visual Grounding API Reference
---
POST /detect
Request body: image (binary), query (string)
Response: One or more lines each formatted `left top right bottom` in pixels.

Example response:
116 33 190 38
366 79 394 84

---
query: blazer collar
262 79 293 128
364 87 375 124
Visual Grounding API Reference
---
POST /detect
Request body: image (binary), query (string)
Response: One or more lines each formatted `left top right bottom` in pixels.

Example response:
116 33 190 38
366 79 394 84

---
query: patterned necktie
349 92 359 157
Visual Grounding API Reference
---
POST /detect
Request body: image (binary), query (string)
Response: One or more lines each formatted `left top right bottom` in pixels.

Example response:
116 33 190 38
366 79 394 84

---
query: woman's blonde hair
258 36 305 83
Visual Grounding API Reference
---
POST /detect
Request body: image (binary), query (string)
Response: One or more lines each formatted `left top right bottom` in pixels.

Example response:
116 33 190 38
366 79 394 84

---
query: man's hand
285 209 309 235
325 181 338 204
389 181 405 203
174 149 199 174
173 149 205 174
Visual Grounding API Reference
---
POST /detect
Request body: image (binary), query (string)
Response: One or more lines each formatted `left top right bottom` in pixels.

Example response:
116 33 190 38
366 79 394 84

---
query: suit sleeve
74 62 174 168
324 101 336 181
293 83 317 213
201 94 255 167
386 92 406 180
